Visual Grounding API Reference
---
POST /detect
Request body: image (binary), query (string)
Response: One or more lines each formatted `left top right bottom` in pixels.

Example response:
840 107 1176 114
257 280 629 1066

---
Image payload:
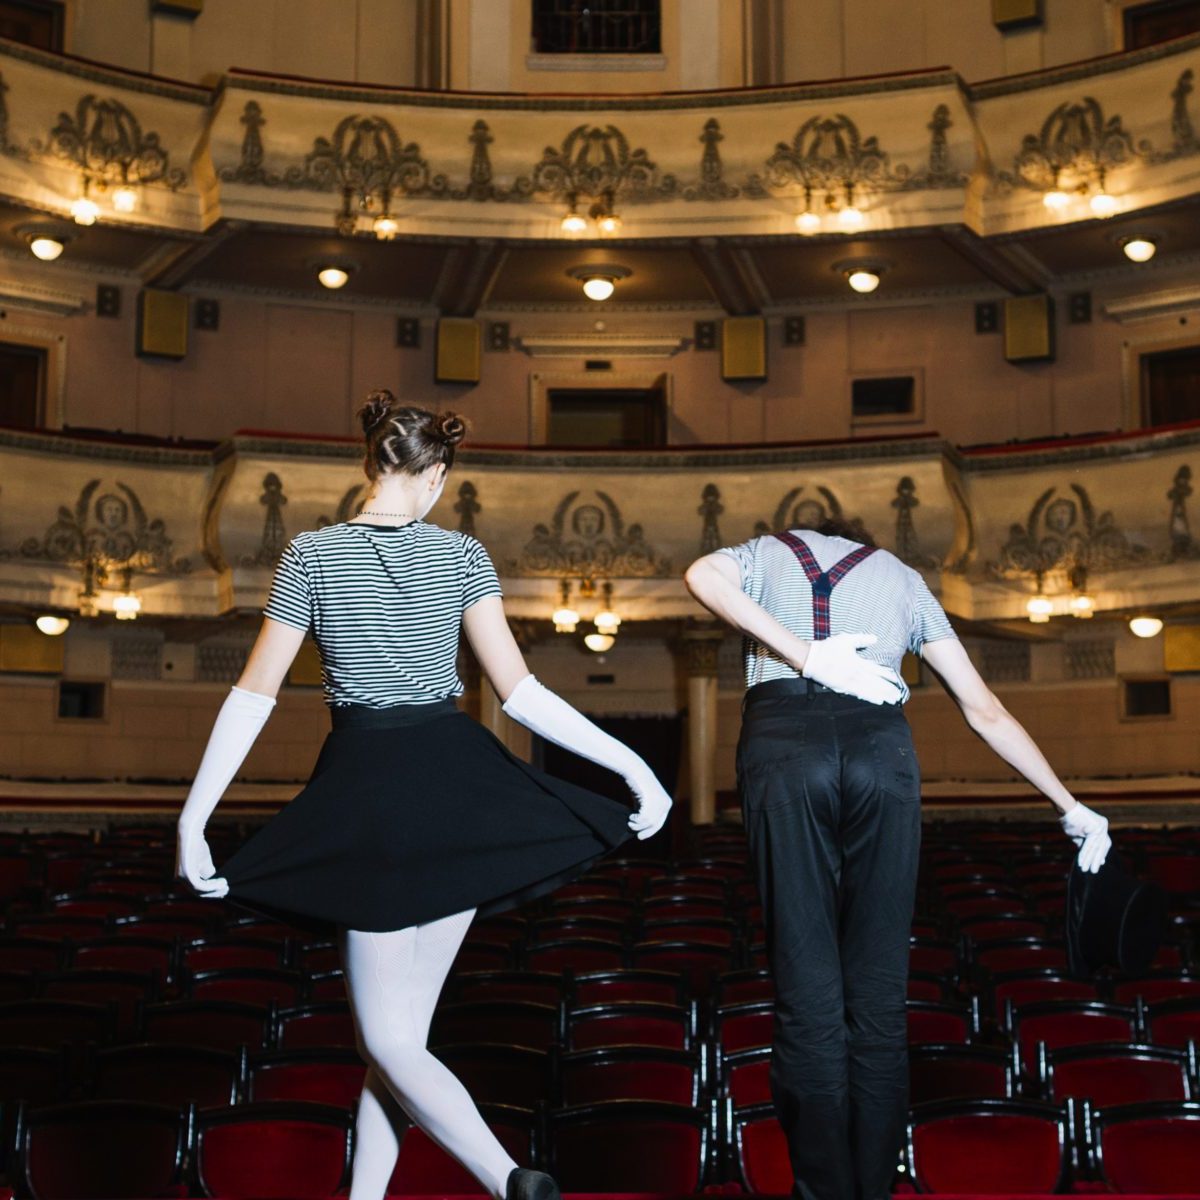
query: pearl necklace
357 510 415 520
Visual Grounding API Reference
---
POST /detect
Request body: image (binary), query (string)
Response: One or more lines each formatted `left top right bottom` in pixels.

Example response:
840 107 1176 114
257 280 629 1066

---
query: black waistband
329 698 460 730
743 676 904 712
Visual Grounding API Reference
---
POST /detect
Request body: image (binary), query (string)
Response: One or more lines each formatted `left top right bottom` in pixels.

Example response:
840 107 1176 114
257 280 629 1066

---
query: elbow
964 691 1007 732
683 559 711 600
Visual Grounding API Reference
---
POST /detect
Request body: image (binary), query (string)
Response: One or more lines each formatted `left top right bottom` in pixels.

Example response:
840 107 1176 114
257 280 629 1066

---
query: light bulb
837 205 864 229
1122 237 1156 263
113 593 141 620
1069 593 1096 618
71 196 100 226
35 615 70 636
795 210 821 234
318 266 349 289
1042 189 1070 211
594 610 621 636
847 269 880 294
30 237 64 261
561 211 588 236
111 185 138 213
596 213 621 236
373 214 400 240
582 276 615 302
584 632 615 653
552 606 580 633
1089 191 1118 218
1027 595 1053 623
1129 616 1163 638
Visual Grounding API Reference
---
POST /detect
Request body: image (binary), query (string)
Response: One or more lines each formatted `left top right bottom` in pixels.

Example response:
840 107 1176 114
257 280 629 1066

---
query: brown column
681 621 725 826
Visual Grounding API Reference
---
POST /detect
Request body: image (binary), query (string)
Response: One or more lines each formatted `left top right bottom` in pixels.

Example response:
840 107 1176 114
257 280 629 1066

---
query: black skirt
218 699 637 936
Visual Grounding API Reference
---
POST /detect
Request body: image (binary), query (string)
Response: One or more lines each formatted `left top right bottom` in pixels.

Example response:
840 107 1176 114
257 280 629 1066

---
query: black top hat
1065 846 1168 978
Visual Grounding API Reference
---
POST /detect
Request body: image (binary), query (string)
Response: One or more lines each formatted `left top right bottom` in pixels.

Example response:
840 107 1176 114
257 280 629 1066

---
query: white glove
502 674 672 840
800 633 904 706
1060 801 1111 874
176 685 276 898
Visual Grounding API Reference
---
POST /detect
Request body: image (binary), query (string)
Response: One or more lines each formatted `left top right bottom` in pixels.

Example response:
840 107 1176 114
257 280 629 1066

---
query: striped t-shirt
717 529 957 704
262 521 502 708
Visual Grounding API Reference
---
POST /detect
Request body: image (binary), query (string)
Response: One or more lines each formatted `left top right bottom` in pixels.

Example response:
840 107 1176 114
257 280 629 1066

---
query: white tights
337 908 519 1200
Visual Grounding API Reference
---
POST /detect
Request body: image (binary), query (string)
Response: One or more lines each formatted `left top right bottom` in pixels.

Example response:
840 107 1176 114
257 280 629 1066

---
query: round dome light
1042 189 1070 211
584 632 615 653
1129 616 1163 638
1089 191 1118 218
318 266 350 289
847 269 880 294
795 210 821 234
837 205 864 229
35 615 70 636
561 211 588 236
582 276 615 302
71 195 100 226
1122 237 1157 263
111 185 138 213
30 237 64 261
372 214 400 240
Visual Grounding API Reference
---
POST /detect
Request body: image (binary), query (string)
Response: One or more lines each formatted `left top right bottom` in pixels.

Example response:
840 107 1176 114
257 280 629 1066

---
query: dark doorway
531 0 662 54
1141 345 1200 429
1124 0 1200 48
0 342 47 430
0 0 64 50
547 383 667 448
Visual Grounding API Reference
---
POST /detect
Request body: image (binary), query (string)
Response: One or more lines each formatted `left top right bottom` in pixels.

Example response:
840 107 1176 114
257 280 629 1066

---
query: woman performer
175 391 672 1200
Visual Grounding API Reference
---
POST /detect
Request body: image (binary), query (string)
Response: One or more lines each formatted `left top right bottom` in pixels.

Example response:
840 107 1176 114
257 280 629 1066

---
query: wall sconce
1068 565 1095 618
593 581 621 637
1026 573 1053 623
112 566 141 620
590 189 622 236
560 191 589 236
71 180 100 226
836 184 865 229
552 580 579 633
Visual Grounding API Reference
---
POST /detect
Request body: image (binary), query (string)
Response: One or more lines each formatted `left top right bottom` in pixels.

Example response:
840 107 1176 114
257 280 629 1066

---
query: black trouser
736 678 922 1200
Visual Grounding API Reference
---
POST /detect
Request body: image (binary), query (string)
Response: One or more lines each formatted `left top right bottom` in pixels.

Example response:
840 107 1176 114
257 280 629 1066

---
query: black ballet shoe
505 1167 561 1200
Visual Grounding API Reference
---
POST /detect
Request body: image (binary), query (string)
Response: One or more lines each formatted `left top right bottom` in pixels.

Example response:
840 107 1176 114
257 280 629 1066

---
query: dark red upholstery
714 970 774 1006
732 1101 792 1193
17 1098 190 1200
1094 1101 1200 1192
991 970 1099 1012
567 1001 693 1050
0 999 116 1053
432 1044 549 1108
715 1001 774 1052
388 1103 534 1195
723 1047 772 1107
188 967 307 1008
196 1101 352 1198
908 1045 1014 1104
1043 1043 1191 1106
140 1000 274 1052
183 937 288 971
906 1099 1070 1193
1112 973 1200 1005
1009 1001 1138 1074
907 1001 976 1045
523 939 624 973
629 941 736 994
69 937 176 983
430 1000 562 1052
571 969 683 1006
39 969 158 1039
1145 998 1200 1048
547 1099 713 1192
974 938 1068 974
0 938 64 974
557 1047 701 1105
276 1003 357 1049
449 970 566 1006
90 1043 244 1108
248 1048 368 1107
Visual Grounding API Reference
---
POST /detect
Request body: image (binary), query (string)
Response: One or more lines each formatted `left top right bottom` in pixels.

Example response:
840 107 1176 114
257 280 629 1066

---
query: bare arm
461 595 532 701
683 552 812 671
236 617 309 698
919 637 1077 815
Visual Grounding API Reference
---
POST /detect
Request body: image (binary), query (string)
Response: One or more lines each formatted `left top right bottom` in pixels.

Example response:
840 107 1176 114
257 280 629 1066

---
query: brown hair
356 390 467 481
814 515 876 546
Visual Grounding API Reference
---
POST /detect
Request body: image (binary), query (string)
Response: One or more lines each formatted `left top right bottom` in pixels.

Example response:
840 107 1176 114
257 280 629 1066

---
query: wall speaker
1004 294 1055 364
783 316 806 346
721 316 767 381
96 285 120 318
992 0 1042 30
195 298 220 331
694 320 717 351
435 318 481 384
396 317 421 348
136 289 188 359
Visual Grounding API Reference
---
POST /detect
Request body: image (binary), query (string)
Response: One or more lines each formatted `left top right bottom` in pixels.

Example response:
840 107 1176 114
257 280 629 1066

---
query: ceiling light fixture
552 580 580 633
1129 615 1163 638
1120 236 1157 263
30 237 64 261
318 267 349 289
308 257 360 291
566 263 632 303
1042 189 1070 211
35 615 70 636
593 581 621 637
833 257 889 295
561 192 589 236
111 185 138 213
584 632 615 653
113 592 141 620
1089 190 1118 218
17 221 75 262
1068 565 1095 619
795 210 822 234
1026 594 1053 623
70 180 100 226
372 213 400 240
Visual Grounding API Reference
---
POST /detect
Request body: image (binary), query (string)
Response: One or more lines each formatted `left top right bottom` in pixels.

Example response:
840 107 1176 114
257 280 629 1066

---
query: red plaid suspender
772 531 878 639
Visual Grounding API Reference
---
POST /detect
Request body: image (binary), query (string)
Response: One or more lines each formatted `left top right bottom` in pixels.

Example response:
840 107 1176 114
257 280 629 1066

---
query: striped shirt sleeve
714 537 758 591
263 538 313 633
909 571 957 655
461 535 503 611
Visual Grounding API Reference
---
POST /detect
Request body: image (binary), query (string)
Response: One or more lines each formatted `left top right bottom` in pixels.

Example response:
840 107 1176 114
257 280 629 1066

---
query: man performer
684 518 1110 1200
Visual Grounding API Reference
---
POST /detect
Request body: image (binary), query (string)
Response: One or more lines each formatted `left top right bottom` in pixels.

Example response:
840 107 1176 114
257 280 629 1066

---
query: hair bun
437 411 467 446
358 389 397 435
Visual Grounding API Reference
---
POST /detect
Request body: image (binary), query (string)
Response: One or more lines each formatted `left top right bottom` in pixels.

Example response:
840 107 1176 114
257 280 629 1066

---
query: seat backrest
908 1044 1015 1105
733 1100 792 1193
1043 1042 1190 1106
556 1046 702 1106
1094 1100 1200 1192
248 1047 368 1107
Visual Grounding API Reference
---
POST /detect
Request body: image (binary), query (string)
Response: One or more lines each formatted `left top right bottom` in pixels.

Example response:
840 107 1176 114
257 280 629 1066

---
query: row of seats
5 1092 1200 1196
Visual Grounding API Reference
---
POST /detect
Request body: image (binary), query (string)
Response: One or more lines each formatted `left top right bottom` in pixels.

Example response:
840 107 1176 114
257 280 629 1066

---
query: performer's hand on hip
1059 801 1111 873
799 633 904 706
625 769 673 841
176 819 230 898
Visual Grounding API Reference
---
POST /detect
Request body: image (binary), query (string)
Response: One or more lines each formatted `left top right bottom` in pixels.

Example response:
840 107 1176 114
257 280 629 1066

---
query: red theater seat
140 999 275 1053
907 999 980 1045
1144 997 1200 1048
566 1000 695 1050
448 970 567 1006
713 1000 774 1053
248 1047 368 1107
69 936 177 984
990 968 1100 1013
275 1002 356 1050
1007 1000 1138 1075
1111 972 1200 1005
196 1100 352 1198
547 1098 715 1192
1092 1100 1200 1192
183 936 289 972
89 1042 245 1108
187 966 308 1008
905 1098 1071 1193
722 1046 772 1107
432 1044 549 1109
556 1045 702 1105
571 968 685 1006
523 938 625 973
731 1100 791 1193
908 1044 1016 1104
14 1098 191 1200
1040 1042 1193 1106
429 1000 563 1052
